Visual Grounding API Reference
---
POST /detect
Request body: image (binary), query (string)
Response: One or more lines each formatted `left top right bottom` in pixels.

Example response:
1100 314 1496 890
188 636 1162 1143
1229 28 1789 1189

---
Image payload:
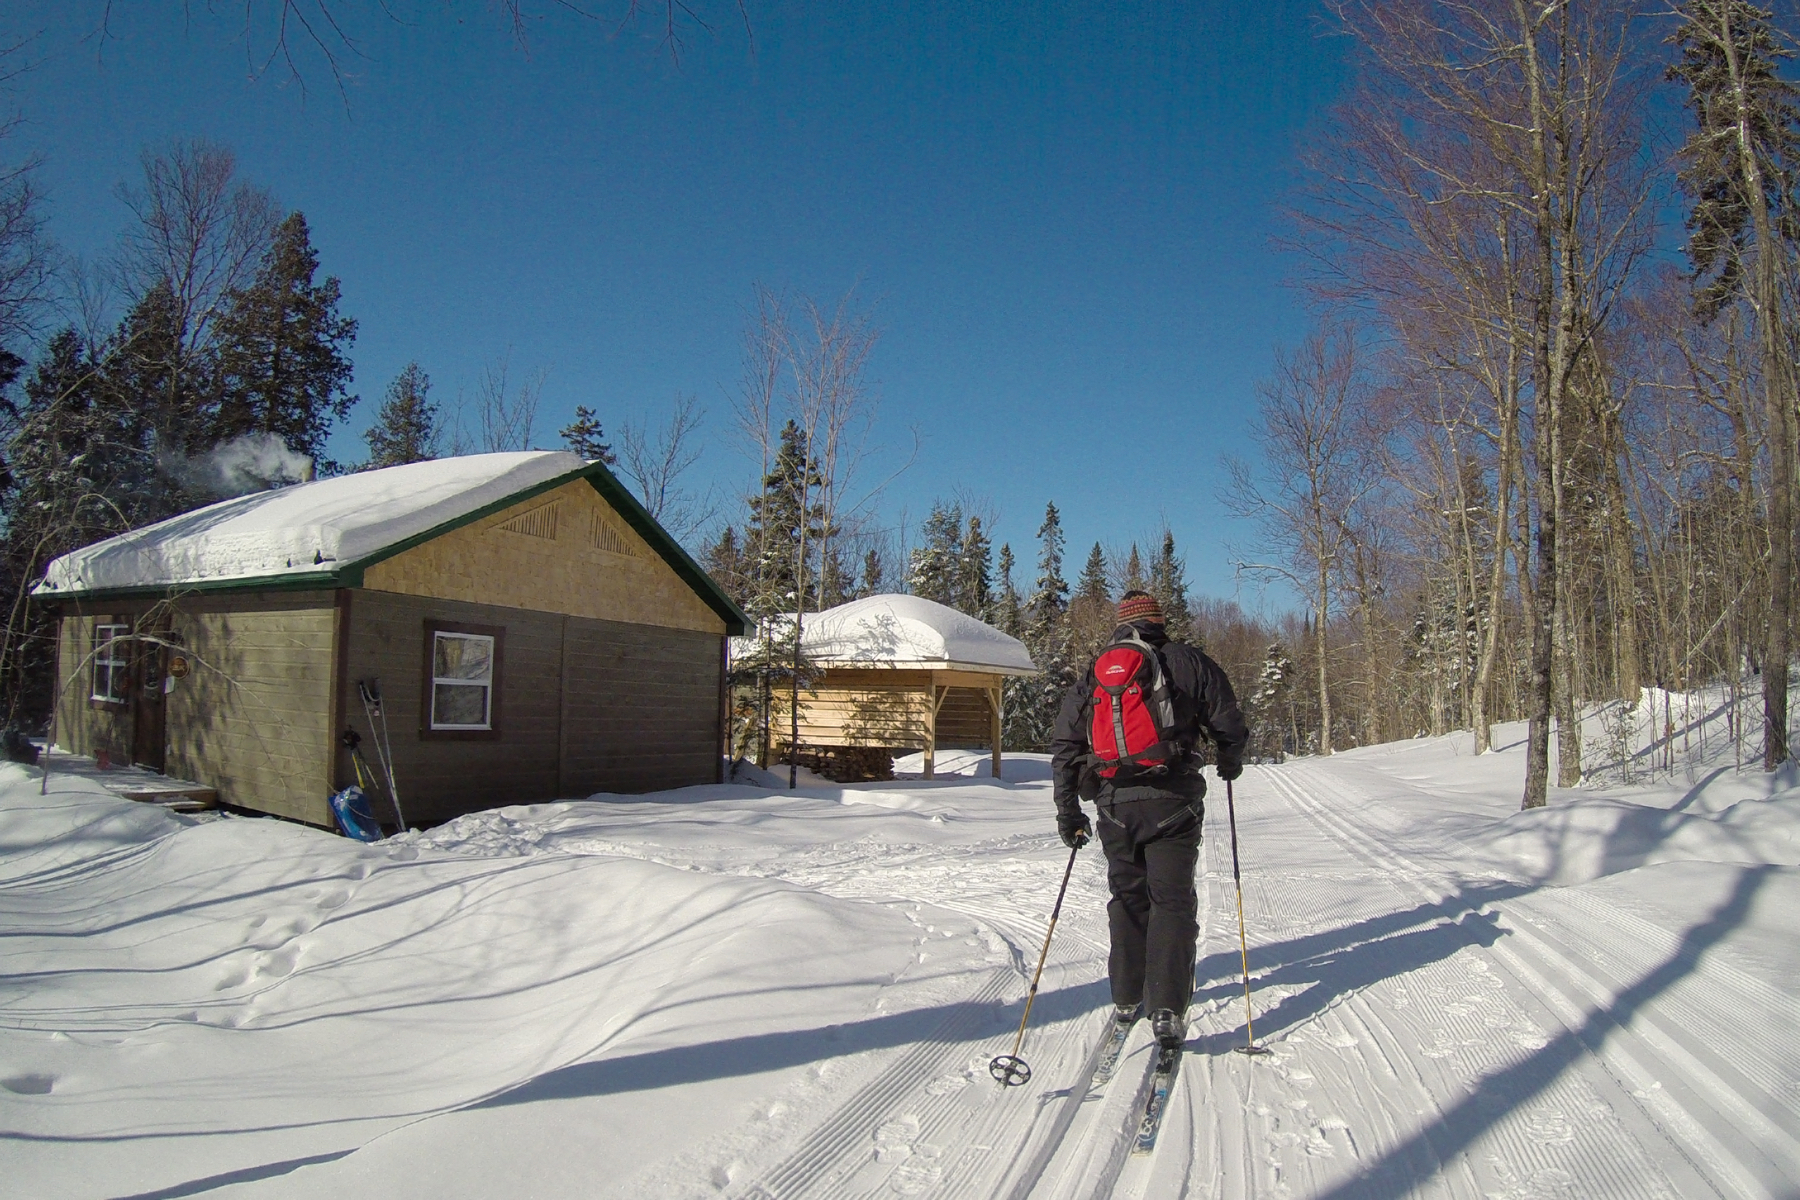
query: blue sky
9 1 1346 606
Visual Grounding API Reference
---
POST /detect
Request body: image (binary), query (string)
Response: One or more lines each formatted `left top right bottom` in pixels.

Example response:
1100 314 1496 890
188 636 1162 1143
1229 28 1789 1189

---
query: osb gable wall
54 594 337 825
164 593 337 825
360 480 725 635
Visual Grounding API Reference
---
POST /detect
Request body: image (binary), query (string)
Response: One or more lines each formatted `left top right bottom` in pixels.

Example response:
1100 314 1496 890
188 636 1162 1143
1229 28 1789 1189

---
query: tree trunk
1316 563 1333 756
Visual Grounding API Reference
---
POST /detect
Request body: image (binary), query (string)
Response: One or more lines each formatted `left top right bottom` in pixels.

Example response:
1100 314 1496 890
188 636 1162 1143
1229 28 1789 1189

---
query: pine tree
1149 528 1196 645
955 514 992 619
211 212 358 472
100 283 199 522
908 501 962 605
994 543 1022 638
363 362 439 469
560 404 616 465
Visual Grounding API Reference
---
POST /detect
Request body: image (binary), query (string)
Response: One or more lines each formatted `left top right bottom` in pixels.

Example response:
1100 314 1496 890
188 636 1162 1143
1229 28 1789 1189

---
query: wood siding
55 594 338 825
359 479 726 635
772 667 1003 750
342 590 722 824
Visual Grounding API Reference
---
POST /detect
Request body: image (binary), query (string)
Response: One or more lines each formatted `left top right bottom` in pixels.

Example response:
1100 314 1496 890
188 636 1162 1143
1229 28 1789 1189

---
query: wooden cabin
35 452 747 828
760 594 1037 780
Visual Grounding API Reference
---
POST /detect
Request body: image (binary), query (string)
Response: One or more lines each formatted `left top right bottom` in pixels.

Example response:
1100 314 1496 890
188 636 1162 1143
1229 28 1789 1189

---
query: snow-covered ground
3 699 1797 1198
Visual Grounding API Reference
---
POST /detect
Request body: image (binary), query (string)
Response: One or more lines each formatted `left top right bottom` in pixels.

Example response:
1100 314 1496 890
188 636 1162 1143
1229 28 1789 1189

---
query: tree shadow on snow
469 975 1111 1109
1303 863 1772 1200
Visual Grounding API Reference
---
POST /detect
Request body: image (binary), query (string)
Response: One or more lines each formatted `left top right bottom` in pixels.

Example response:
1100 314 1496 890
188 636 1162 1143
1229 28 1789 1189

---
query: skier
1051 589 1248 1050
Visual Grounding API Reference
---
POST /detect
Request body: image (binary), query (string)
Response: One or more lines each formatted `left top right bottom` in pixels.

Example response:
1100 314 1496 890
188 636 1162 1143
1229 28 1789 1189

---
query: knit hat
1116 590 1165 625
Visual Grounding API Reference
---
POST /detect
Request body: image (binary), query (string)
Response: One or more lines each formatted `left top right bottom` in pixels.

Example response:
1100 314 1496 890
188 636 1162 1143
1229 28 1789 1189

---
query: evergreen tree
1245 642 1295 763
859 547 886 598
994 543 1022 638
1122 543 1147 592
818 544 853 609
363 362 439 469
211 212 358 471
103 281 202 519
955 514 992 618
1149 528 1196 645
744 419 824 618
1 332 142 724
1008 502 1073 750
560 404 616 465
1067 540 1115 665
908 501 962 605
703 525 750 608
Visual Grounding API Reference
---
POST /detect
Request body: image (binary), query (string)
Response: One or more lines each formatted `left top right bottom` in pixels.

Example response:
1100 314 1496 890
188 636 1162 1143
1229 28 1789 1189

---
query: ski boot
1112 1002 1142 1029
1150 1008 1187 1049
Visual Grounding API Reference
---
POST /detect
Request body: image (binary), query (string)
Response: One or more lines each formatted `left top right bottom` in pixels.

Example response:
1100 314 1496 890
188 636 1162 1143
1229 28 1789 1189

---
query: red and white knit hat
1116 590 1165 625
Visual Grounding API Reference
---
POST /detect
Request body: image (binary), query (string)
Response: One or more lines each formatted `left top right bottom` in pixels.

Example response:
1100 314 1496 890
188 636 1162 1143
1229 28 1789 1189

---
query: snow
776 593 1037 674
3 692 1798 1198
35 451 588 596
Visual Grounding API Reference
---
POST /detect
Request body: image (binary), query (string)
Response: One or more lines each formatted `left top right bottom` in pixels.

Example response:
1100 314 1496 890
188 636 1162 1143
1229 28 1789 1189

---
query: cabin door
130 627 167 773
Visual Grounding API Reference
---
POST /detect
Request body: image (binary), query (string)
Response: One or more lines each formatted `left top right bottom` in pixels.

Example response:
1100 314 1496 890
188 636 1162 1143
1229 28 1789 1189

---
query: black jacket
1051 621 1249 814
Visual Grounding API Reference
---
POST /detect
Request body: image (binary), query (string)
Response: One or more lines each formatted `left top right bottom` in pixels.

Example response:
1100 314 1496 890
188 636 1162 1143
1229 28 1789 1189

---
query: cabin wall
164 593 338 825
54 593 338 825
341 589 722 825
359 479 726 635
53 611 138 767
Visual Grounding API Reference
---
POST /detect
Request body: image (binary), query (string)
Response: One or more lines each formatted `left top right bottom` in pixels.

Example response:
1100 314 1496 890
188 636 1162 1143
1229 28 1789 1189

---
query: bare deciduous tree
471 349 545 453
619 392 714 542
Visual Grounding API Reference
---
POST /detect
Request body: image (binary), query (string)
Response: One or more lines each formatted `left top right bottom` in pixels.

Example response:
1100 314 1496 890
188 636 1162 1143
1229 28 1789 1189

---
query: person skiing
1050 589 1248 1050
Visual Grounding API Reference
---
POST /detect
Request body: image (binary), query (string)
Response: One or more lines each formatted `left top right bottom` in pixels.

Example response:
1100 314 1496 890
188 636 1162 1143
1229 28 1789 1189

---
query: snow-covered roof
36 452 593 597
766 594 1036 675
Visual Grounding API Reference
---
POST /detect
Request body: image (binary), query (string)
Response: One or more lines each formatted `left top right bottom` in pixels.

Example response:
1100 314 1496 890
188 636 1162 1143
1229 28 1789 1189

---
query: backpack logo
1088 630 1181 779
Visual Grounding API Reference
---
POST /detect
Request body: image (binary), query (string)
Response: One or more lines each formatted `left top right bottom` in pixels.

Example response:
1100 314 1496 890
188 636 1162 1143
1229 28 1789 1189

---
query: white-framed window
429 630 495 731
91 623 130 704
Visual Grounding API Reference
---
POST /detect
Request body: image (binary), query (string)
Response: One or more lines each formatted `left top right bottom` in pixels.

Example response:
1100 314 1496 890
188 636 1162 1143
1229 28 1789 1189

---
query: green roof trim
31 459 749 635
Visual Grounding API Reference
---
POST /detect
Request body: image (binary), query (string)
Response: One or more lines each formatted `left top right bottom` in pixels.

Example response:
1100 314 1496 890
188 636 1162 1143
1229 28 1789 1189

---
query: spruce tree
1149 528 1196 645
363 362 439 469
211 212 358 471
560 404 616 464
1122 543 1147 592
100 283 198 522
955 514 992 619
994 543 1022 638
704 525 750 608
744 418 824 618
1009 502 1073 749
1067 540 1114 665
908 501 962 605
860 547 886 597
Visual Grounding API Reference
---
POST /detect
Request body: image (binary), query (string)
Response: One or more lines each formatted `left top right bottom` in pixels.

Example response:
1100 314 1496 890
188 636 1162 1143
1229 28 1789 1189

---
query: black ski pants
1097 789 1204 1016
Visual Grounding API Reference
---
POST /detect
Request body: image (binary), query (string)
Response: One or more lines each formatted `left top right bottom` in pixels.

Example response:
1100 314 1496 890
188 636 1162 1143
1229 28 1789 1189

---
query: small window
430 631 495 731
92 623 129 704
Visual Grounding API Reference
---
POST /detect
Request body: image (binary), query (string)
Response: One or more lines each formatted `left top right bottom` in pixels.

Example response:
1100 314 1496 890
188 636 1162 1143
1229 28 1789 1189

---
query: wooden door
130 631 167 772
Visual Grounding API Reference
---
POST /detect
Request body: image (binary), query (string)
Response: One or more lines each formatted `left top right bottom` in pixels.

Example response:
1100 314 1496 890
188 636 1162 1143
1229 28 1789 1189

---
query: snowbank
36 451 587 595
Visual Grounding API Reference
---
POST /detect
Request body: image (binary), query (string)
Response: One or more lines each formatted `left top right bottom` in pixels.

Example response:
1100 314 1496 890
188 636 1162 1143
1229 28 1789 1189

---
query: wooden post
989 684 1003 781
924 684 939 780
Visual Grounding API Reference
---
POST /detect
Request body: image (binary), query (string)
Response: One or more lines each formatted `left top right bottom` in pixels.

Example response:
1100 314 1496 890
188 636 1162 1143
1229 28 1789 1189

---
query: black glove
1056 809 1092 849
1216 756 1243 782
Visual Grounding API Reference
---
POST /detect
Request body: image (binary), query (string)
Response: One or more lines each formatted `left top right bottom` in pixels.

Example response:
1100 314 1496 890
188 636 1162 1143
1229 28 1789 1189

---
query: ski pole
989 839 1083 1087
1227 779 1269 1057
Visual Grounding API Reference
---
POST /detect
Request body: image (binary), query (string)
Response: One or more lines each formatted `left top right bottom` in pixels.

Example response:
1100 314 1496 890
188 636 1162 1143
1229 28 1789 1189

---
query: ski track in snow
3 720 1797 1199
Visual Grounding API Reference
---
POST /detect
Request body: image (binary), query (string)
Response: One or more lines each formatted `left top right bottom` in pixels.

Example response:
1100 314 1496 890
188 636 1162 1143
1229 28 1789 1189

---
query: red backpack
1088 628 1183 778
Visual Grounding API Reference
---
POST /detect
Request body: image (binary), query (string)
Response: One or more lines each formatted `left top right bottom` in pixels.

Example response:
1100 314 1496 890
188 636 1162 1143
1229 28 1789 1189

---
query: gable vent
590 512 637 557
498 500 561 540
